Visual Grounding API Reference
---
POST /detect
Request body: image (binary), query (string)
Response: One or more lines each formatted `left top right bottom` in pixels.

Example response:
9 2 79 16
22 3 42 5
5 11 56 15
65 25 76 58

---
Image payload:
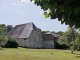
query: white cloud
20 11 23 13
16 10 18 11
23 5 26 8
3 5 7 9
20 0 31 3
40 11 44 15
19 16 24 21
13 3 16 5
20 4 22 5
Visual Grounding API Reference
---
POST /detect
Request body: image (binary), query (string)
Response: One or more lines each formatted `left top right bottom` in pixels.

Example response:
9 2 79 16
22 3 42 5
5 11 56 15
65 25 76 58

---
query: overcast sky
0 0 68 32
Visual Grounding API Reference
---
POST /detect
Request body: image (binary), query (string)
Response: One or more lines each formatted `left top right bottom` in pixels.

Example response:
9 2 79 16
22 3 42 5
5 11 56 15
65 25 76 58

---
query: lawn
0 47 80 60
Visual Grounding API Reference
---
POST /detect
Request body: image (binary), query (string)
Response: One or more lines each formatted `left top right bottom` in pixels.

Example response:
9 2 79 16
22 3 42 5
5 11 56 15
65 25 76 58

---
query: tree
30 0 80 28
74 36 80 50
59 26 78 53
0 24 13 33
7 25 13 33
51 31 56 34
5 37 19 48
0 27 8 47
56 31 64 36
41 30 50 36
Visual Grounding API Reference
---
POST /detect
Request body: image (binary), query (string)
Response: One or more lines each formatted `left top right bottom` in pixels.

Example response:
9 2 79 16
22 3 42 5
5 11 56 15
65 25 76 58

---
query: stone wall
28 29 43 48
43 40 54 49
16 29 43 48
16 38 29 47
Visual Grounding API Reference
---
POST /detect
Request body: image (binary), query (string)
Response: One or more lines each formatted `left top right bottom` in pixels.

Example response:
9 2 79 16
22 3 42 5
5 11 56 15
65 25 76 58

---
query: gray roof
46 32 60 38
7 22 38 38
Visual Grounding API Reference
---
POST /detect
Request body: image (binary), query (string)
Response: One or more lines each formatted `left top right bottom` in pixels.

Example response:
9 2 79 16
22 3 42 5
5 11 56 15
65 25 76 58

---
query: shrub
55 42 69 49
5 37 19 48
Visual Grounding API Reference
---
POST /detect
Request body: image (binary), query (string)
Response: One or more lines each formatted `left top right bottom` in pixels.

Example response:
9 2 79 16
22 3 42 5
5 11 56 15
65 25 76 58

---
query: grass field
0 47 80 60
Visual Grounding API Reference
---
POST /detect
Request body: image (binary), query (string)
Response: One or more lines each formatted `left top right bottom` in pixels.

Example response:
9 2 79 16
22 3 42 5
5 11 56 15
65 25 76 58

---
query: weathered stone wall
16 38 30 47
28 29 43 48
43 40 54 49
16 29 43 48
36 29 43 48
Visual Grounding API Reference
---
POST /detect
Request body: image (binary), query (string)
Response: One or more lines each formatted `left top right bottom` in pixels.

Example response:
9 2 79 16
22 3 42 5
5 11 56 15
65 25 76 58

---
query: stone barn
43 32 60 49
7 22 43 48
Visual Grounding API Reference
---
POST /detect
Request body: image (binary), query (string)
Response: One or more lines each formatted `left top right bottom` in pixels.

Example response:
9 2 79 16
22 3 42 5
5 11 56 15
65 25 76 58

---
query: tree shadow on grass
0 48 4 50
64 52 80 58
65 52 80 55
76 56 80 58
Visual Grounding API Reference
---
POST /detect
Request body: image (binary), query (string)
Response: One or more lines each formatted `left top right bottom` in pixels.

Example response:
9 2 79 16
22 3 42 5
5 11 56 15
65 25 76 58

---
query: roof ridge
15 22 33 27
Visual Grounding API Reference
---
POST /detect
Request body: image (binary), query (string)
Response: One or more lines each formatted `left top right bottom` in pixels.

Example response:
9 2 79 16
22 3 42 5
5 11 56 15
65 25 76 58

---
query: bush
55 42 69 49
5 37 19 48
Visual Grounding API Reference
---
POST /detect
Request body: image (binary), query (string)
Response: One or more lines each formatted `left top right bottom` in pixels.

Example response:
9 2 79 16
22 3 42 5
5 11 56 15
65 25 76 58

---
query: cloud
20 0 32 3
13 3 16 5
19 16 24 21
20 12 23 13
23 5 25 8
20 4 22 5
16 10 18 11
3 5 7 9
40 11 44 15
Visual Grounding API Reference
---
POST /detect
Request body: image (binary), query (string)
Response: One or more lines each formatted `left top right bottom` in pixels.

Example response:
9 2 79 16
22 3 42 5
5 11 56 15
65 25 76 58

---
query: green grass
0 47 80 60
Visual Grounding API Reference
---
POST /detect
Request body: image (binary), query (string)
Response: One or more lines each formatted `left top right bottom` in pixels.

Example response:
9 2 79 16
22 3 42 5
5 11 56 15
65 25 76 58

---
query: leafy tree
73 34 80 51
56 31 64 36
0 27 8 47
41 31 50 36
55 42 69 49
59 26 78 53
0 24 13 33
5 37 19 48
0 24 7 35
0 24 6 27
30 0 80 28
51 31 56 34
7 25 13 33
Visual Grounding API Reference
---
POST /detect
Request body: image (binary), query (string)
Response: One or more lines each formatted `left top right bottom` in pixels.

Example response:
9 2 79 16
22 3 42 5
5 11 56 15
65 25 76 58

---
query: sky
0 0 68 32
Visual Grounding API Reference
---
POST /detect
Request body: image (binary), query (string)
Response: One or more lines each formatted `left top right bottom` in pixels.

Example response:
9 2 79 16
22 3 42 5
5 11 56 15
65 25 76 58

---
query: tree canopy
5 37 19 48
32 0 80 28
0 27 8 47
0 24 13 33
7 25 13 33
59 26 80 53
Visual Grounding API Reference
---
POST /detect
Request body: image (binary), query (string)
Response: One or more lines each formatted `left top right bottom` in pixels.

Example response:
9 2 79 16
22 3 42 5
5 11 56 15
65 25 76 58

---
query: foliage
55 31 64 36
31 0 80 28
41 31 50 36
59 26 80 53
41 30 63 36
0 24 13 34
5 37 19 48
0 27 8 47
74 35 80 51
38 28 63 36
7 25 13 33
0 24 7 35
55 42 69 49
59 26 77 46
51 31 56 34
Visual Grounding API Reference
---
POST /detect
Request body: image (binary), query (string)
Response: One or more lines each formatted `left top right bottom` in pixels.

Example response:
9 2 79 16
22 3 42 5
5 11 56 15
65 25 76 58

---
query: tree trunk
71 50 73 54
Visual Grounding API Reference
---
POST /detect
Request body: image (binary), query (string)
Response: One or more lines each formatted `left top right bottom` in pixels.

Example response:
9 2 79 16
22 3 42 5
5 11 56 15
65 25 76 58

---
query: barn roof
46 32 60 38
6 22 38 38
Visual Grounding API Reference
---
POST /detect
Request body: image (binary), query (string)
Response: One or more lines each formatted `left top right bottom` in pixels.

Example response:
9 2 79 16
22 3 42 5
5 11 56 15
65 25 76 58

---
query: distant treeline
0 24 13 34
0 24 64 36
38 28 64 36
